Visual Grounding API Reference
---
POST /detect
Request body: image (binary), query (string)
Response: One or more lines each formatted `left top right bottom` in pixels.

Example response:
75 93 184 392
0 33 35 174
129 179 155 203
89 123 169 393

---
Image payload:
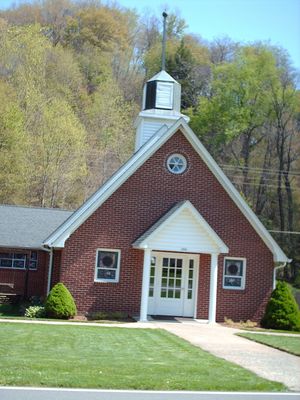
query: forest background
0 0 299 281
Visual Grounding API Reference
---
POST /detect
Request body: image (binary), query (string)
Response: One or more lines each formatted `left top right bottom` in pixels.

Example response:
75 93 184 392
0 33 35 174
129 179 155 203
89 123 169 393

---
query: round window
167 154 187 174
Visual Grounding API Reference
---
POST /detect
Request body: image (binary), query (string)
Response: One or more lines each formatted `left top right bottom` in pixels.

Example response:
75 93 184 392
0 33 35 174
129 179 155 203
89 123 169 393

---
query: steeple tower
134 12 189 151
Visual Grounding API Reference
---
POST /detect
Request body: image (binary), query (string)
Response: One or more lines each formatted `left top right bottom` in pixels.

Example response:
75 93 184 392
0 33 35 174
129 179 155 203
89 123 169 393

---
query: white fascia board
134 200 228 254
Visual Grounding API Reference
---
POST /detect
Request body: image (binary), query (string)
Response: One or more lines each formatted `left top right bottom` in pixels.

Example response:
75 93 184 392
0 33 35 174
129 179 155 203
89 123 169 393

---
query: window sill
223 286 245 291
94 279 119 284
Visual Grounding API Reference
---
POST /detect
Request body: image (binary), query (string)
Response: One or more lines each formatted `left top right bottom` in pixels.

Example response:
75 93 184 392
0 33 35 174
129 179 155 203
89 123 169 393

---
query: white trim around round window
167 154 187 174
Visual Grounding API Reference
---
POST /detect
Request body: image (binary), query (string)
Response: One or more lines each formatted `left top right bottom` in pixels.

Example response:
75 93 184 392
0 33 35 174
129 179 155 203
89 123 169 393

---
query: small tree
45 283 77 319
261 281 300 331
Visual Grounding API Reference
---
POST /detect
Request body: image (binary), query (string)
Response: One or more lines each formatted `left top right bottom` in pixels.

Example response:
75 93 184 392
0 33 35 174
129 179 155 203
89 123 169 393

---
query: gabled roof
0 205 73 250
44 118 289 262
133 201 229 254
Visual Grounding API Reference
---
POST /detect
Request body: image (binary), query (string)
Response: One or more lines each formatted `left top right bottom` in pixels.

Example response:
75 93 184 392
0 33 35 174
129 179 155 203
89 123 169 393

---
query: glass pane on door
160 257 183 299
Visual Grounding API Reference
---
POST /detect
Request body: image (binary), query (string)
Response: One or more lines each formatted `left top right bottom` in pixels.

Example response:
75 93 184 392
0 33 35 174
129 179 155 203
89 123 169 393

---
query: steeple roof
148 70 177 83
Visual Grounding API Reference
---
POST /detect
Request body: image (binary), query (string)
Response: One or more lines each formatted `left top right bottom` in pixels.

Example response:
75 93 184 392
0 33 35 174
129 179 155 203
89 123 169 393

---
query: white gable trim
133 201 229 254
44 118 288 262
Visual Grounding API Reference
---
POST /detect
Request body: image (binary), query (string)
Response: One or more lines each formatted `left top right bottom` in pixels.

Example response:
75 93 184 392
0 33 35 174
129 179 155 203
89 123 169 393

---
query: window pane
151 257 156 266
174 290 181 299
170 258 175 267
150 277 154 285
189 259 194 268
176 269 182 277
188 280 193 289
161 289 167 298
224 276 242 287
163 258 168 267
176 259 182 268
30 251 38 260
169 279 174 288
29 260 37 270
168 289 174 298
98 251 118 269
225 260 243 277
161 278 168 287
175 279 181 288
149 288 154 297
150 267 155 276
0 259 12 268
97 269 116 280
189 270 193 279
14 253 26 260
187 290 192 299
0 253 12 258
13 260 25 269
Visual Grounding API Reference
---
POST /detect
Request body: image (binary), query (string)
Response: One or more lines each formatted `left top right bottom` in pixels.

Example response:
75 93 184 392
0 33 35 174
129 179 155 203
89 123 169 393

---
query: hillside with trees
0 0 299 279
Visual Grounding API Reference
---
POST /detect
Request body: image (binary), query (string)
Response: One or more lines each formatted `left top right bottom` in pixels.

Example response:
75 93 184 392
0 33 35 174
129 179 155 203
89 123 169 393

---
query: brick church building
0 68 289 323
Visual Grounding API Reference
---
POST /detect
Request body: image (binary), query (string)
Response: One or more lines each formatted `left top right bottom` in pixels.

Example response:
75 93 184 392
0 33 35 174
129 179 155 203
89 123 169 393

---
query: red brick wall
51 250 62 287
0 248 49 299
60 130 274 321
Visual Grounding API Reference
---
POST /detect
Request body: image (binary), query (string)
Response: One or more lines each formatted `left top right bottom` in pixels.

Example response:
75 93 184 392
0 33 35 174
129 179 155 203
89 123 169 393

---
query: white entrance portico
133 201 229 323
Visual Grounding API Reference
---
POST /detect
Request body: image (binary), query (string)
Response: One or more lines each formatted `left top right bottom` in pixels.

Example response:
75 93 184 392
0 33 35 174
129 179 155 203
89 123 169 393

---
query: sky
0 0 299 71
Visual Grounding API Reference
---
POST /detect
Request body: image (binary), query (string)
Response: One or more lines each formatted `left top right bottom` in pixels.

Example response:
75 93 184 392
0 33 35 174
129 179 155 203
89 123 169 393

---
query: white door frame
148 252 199 318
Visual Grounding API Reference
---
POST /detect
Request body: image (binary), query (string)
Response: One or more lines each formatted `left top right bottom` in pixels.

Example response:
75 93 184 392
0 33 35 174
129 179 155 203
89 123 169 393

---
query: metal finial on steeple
161 12 168 70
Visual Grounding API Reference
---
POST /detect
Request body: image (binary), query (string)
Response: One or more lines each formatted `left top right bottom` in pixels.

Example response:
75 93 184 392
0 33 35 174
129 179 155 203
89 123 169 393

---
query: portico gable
133 201 228 322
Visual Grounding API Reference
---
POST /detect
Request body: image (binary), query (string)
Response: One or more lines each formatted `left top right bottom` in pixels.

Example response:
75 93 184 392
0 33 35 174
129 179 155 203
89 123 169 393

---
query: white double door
148 252 199 317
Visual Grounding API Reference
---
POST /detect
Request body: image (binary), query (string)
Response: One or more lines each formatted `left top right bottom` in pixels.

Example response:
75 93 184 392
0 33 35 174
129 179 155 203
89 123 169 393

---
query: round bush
45 283 77 319
261 281 300 331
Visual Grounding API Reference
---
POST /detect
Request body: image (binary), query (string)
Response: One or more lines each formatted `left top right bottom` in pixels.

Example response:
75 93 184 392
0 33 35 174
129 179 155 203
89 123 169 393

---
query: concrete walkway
153 320 300 392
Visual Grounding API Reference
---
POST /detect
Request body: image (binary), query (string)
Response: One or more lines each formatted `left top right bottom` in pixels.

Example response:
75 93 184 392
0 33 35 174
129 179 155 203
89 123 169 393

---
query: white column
208 253 219 323
139 248 151 322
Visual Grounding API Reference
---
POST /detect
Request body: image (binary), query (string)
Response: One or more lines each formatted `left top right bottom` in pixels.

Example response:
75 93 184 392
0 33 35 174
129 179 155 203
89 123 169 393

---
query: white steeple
134 13 189 151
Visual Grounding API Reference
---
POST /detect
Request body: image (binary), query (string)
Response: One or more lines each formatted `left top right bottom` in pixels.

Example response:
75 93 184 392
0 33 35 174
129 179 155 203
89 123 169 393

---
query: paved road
0 388 299 400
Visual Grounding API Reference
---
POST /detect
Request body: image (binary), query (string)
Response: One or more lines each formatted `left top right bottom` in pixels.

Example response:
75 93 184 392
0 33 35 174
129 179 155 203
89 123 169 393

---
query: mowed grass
0 323 285 391
238 333 300 357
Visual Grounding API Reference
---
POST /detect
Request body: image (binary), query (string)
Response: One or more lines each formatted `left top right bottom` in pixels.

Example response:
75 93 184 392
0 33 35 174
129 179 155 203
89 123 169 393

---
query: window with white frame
0 251 38 270
95 249 120 283
0 253 26 269
223 258 246 290
29 251 38 270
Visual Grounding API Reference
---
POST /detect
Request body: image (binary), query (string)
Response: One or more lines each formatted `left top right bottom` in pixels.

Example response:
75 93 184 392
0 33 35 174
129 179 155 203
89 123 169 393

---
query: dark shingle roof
0 205 73 249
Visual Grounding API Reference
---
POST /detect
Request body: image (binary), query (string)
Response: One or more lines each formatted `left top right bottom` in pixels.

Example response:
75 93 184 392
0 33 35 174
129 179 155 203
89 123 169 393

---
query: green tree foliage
189 46 278 151
261 281 300 331
27 97 87 208
0 2 299 271
63 6 129 52
0 80 27 204
45 283 77 319
144 37 210 109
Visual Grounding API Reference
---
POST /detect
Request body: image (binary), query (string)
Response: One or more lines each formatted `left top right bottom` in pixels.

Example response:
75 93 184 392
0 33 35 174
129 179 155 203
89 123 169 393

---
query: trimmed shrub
261 281 300 331
45 283 77 319
25 305 46 318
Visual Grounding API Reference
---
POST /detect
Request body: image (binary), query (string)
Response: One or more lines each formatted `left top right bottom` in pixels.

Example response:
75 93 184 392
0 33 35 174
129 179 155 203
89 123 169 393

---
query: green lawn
238 333 300 356
0 323 285 391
